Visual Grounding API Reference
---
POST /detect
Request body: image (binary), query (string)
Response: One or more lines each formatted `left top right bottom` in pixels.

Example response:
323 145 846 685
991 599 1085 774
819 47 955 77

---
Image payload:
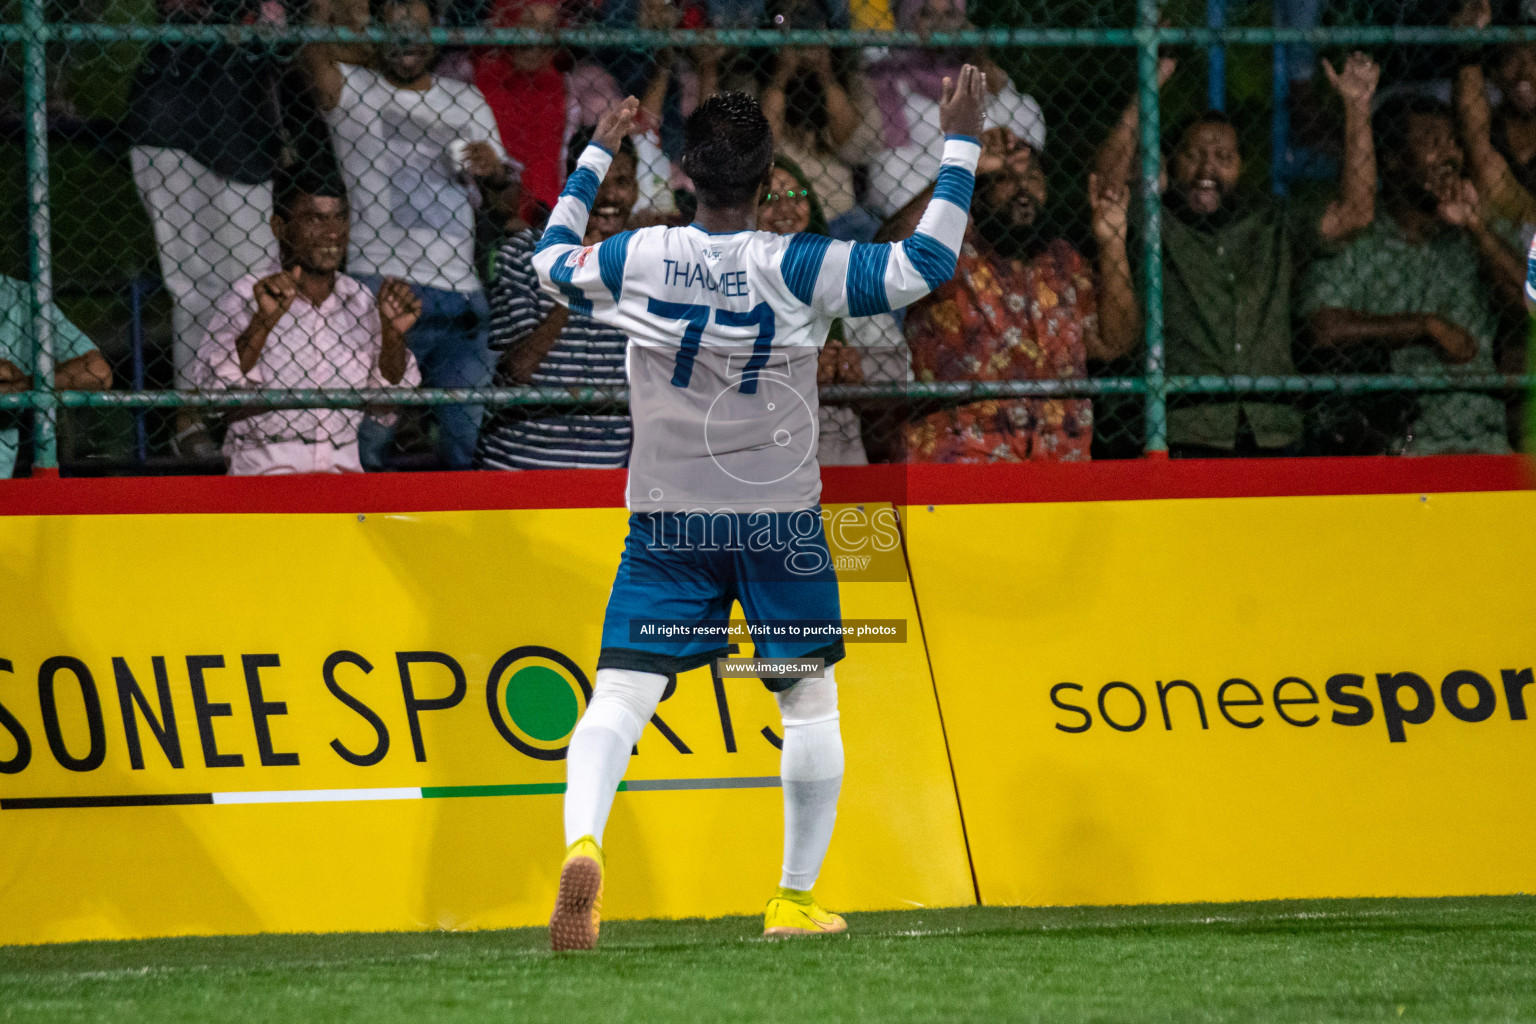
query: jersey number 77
647 298 777 394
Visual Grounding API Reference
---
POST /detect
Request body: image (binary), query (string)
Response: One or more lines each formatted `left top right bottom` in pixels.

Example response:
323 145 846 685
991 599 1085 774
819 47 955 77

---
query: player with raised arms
539 67 988 951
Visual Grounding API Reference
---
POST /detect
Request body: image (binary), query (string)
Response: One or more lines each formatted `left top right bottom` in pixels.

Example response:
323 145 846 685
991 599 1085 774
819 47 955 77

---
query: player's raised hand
939 63 987 139
594 96 641 155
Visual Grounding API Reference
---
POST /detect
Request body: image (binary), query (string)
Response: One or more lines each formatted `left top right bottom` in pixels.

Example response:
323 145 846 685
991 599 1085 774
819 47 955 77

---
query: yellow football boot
549 835 604 951
763 887 847 937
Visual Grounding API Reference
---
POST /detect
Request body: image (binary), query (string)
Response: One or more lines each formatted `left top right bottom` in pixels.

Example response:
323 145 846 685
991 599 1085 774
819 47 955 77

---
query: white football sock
775 668 844 892
563 667 668 846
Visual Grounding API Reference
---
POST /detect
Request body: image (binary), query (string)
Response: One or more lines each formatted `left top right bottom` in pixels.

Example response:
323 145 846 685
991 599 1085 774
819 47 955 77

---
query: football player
540 69 987 951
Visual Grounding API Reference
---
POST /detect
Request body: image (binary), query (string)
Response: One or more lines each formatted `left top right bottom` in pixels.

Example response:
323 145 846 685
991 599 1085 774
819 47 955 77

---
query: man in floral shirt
892 127 1139 462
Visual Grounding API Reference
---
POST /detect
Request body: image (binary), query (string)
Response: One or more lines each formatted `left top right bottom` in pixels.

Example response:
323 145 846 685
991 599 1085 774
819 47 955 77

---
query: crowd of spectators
3 0 1534 475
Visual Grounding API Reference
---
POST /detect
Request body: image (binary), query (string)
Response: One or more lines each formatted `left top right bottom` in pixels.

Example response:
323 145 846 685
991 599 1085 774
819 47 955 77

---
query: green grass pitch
2 896 1533 1023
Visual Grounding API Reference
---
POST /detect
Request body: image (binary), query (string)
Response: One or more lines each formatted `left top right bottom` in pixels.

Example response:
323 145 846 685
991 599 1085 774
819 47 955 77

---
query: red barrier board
0 456 1528 516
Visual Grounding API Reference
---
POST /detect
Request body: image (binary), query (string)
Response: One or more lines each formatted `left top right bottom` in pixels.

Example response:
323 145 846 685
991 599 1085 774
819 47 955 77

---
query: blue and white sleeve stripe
1525 231 1536 311
885 135 979 304
781 232 834 305
533 144 630 321
802 136 980 318
536 143 612 256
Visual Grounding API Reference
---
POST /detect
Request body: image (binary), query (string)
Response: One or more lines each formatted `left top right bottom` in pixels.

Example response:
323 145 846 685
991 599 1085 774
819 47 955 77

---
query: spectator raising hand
303 0 511 470
1301 94 1520 455
1321 49 1380 107
251 268 300 327
195 175 421 477
475 126 642 472
869 0 1046 218
1088 171 1128 247
1092 51 1380 457
379 279 424 338
761 22 883 239
976 126 1031 177
1451 0 1536 226
378 279 423 386
1088 169 1140 370
892 93 1134 465
1316 50 1380 244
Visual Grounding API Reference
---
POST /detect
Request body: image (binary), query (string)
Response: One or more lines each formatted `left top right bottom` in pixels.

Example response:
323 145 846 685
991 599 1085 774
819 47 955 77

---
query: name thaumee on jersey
664 259 748 297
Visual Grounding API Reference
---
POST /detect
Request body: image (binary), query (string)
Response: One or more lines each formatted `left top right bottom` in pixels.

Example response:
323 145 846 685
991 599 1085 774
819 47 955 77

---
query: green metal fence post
1137 0 1168 456
22 0 57 475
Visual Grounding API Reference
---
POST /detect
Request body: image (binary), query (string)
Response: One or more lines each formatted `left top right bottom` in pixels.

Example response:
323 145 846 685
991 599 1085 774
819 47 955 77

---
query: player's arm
798 65 986 318
531 97 640 317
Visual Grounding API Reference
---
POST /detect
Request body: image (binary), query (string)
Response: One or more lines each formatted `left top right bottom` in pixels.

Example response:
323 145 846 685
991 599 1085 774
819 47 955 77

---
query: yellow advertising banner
904 490 1536 907
0 504 972 945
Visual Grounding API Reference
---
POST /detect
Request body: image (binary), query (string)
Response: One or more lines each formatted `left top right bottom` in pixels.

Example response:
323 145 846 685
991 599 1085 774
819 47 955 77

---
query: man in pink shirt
195 172 423 475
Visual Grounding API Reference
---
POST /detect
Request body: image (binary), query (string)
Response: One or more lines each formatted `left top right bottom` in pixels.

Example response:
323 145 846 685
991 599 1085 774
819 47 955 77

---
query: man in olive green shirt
1303 95 1524 456
1094 54 1381 454
0 275 113 477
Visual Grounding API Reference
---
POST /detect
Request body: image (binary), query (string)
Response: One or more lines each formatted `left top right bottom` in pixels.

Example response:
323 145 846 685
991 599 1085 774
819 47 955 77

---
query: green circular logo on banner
505 665 581 742
485 646 593 761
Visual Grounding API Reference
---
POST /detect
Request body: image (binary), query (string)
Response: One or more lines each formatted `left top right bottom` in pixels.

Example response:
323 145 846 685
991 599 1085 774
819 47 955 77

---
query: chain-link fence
2 0 1534 476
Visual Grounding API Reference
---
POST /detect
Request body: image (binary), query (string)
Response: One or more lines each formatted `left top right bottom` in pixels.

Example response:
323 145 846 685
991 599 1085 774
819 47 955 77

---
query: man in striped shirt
541 72 985 951
475 129 639 470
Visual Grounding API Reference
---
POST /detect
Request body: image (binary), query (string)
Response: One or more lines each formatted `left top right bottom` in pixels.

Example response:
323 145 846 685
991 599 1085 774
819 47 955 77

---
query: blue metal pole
1271 2 1291 196
1207 0 1227 111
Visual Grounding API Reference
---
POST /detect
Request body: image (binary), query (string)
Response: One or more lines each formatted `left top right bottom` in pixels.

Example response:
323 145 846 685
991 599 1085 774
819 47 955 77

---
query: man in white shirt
302 0 516 469
195 172 422 476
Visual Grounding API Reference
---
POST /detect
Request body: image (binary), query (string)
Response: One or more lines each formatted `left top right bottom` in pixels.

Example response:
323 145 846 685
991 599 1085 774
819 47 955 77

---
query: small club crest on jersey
575 246 595 267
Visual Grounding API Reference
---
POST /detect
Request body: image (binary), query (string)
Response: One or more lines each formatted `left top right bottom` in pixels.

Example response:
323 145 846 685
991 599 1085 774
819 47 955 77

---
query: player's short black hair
681 92 775 209
567 124 638 177
1372 93 1453 161
272 165 348 221
1165 109 1238 158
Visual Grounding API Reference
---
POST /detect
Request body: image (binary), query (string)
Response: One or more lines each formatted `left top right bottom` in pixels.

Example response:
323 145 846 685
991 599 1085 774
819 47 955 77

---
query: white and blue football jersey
534 136 980 512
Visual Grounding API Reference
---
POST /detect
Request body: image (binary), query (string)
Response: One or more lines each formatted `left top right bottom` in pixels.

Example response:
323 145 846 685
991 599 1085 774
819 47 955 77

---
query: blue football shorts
597 508 845 691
